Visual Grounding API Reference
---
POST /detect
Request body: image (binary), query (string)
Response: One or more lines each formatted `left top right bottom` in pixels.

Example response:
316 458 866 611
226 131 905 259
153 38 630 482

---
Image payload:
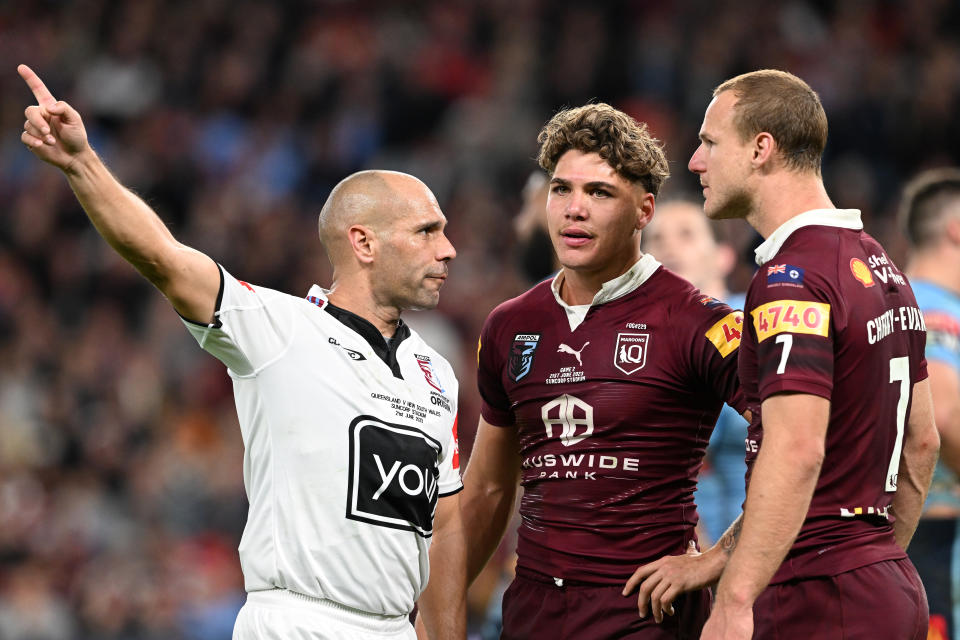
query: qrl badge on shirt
614 333 649 375
509 333 541 381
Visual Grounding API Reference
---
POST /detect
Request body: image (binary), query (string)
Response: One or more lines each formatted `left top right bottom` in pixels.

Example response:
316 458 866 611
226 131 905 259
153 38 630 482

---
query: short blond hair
536 103 670 196
714 69 827 174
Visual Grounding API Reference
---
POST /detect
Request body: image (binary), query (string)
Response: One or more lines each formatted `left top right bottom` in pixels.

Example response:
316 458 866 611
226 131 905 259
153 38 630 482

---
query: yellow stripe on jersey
751 300 830 343
705 311 744 358
476 336 482 364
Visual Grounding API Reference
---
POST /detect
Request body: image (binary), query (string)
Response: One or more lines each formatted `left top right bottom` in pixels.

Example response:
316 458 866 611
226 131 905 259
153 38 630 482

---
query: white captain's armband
751 300 830 343
705 311 743 357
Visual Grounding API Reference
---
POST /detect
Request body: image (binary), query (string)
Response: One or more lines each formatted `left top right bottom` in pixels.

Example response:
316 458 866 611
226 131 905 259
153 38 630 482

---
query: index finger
17 64 57 108
623 559 662 595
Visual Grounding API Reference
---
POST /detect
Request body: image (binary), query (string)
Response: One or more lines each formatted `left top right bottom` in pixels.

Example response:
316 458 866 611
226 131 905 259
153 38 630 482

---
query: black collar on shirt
323 303 410 379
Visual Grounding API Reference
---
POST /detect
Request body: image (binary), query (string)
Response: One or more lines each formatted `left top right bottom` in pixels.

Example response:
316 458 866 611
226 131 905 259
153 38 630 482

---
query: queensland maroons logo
614 333 649 375
509 333 541 381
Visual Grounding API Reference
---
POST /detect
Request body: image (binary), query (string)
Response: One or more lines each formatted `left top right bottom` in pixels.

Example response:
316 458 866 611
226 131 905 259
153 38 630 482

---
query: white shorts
232 589 416 639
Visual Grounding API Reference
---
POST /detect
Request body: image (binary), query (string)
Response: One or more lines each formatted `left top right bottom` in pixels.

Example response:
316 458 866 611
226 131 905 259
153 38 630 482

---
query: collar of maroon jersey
755 208 862 266
550 253 662 332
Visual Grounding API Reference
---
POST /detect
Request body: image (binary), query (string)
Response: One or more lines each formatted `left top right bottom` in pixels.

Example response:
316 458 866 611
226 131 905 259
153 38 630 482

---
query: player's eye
551 184 569 195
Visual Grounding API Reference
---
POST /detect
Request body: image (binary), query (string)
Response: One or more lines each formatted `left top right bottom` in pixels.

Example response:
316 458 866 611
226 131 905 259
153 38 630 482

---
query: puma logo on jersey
557 341 589 366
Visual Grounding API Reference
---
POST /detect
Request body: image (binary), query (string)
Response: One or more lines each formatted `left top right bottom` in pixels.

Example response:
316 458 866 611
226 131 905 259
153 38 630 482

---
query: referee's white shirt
182 267 462 617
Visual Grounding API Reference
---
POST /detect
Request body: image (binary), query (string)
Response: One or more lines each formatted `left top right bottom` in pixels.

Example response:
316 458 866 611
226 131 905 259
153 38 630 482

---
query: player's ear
751 132 776 169
347 224 377 264
635 191 655 231
946 216 960 246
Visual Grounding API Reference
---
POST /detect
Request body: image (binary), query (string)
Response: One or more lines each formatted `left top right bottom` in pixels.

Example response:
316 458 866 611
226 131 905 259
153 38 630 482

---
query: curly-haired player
444 102 747 639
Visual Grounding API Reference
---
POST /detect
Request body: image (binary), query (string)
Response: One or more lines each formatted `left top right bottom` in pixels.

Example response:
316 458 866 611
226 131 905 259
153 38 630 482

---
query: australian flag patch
766 263 805 287
509 333 541 381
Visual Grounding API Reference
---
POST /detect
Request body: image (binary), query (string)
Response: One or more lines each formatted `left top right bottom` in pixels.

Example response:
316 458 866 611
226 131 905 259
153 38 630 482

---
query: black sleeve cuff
437 484 464 498
178 263 226 328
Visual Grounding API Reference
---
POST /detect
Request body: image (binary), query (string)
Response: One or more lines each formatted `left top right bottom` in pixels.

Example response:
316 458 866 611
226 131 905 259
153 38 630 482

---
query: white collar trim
306 284 331 300
550 253 661 332
754 209 863 266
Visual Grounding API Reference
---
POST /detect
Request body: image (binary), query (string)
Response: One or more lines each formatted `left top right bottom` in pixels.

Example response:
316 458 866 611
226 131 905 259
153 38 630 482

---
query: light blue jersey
913 279 960 512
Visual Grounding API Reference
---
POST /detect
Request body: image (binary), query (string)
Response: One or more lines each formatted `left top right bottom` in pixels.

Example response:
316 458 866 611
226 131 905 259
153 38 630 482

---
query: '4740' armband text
751 300 830 342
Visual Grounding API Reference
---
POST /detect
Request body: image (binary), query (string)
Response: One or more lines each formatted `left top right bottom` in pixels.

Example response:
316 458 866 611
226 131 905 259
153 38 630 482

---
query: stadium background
0 0 958 637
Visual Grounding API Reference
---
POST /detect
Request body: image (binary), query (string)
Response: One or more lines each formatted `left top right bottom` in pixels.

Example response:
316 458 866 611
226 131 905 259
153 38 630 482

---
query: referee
18 64 466 640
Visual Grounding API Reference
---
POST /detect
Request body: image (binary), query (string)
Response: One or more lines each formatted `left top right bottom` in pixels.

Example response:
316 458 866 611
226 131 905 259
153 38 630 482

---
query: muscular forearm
63 149 218 322
688 513 743 587
418 494 467 639
716 432 822 607
713 513 744 560
892 379 940 548
20 66 218 322
892 455 935 549
461 479 517 583
419 527 467 637
65 149 182 286
459 420 521 585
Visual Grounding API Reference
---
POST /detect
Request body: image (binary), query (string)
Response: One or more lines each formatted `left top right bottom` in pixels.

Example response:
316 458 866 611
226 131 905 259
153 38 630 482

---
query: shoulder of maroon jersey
482 278 554 330
648 267 735 320
775 223 846 258
628 264 691 303
755 232 842 297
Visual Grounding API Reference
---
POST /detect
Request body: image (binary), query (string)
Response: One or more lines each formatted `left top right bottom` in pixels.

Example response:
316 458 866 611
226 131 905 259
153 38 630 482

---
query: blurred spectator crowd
0 0 958 637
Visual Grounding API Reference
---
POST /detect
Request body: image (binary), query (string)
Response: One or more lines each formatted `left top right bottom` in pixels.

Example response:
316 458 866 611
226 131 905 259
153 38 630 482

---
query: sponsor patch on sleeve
751 300 830 343
766 264 805 286
705 311 743 357
849 258 875 288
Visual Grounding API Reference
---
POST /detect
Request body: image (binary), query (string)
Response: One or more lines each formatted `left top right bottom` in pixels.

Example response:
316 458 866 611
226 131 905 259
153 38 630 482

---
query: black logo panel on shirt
346 416 441 537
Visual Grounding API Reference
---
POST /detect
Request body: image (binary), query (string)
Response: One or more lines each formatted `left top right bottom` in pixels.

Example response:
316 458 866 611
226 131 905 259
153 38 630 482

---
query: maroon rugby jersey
740 209 928 583
478 255 745 583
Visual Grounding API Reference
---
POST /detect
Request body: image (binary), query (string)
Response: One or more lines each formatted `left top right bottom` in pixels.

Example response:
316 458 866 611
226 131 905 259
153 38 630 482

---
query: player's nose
688 145 706 174
565 191 588 219
436 232 456 262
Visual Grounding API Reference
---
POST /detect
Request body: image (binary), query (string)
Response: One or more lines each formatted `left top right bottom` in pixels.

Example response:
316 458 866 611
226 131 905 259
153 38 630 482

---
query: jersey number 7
885 357 909 492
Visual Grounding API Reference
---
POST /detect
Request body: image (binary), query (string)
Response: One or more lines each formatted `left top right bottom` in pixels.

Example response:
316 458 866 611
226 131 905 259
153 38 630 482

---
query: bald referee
18 64 466 639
